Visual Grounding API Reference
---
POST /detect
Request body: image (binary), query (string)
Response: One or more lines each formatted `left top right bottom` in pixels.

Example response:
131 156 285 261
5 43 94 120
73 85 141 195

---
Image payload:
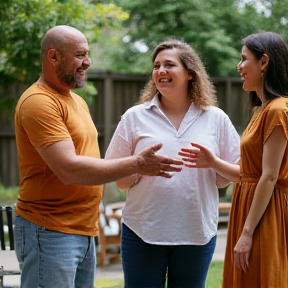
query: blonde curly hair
139 39 217 110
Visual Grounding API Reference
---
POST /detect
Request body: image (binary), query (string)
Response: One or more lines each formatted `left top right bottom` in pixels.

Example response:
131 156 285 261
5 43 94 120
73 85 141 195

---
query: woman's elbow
217 182 231 189
264 173 279 186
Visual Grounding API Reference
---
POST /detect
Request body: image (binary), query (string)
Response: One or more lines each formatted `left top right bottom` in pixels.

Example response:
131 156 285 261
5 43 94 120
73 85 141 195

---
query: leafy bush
0 183 19 205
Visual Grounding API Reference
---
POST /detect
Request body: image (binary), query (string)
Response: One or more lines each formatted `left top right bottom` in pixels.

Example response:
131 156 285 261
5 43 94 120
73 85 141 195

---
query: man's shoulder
20 82 42 96
16 83 45 109
18 83 52 102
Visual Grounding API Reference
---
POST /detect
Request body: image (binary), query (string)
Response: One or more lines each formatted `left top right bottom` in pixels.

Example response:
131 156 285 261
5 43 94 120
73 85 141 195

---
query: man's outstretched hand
136 143 183 178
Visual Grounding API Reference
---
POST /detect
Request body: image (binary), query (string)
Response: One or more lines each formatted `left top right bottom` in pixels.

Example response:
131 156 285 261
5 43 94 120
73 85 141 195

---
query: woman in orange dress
179 31 288 288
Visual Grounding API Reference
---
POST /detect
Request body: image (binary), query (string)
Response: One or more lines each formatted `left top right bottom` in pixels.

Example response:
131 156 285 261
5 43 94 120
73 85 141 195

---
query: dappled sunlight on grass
95 279 124 288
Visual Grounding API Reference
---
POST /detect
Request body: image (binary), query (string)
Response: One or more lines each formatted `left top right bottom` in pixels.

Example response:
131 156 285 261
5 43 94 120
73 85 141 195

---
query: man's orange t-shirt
14 83 103 236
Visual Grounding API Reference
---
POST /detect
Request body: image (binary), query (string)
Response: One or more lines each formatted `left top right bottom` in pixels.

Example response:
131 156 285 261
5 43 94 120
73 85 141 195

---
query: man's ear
47 49 58 64
261 53 269 71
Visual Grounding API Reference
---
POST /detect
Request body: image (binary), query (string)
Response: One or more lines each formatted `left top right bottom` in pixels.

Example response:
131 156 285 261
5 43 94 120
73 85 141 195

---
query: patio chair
0 205 21 288
96 182 125 267
97 201 122 267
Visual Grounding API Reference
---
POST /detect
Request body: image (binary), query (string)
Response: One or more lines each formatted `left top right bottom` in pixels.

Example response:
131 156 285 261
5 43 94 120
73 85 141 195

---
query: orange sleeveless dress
222 97 288 288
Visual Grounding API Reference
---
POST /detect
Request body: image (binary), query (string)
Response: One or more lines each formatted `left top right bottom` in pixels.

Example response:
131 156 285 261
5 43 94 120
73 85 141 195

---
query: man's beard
56 63 86 89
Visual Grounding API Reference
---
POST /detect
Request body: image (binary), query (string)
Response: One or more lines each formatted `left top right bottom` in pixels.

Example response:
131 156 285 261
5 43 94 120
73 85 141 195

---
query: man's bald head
39 25 91 91
41 25 88 58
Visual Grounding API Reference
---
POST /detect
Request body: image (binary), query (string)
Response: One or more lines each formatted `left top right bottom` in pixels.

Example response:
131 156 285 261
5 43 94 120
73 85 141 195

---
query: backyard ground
95 261 224 288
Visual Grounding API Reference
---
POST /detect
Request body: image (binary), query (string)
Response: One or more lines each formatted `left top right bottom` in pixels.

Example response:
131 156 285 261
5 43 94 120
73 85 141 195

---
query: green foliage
219 183 235 202
74 81 98 106
95 0 241 76
224 183 235 202
0 0 128 86
90 29 152 73
0 96 18 119
1 0 288 113
93 0 288 76
0 0 128 113
0 184 19 205
248 0 288 41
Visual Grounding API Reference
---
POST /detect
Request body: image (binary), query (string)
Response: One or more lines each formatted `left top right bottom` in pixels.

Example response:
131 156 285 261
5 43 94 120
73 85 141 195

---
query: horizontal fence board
0 72 249 187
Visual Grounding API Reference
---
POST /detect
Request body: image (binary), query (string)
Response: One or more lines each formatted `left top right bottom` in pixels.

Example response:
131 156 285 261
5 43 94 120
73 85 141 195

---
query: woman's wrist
242 225 254 237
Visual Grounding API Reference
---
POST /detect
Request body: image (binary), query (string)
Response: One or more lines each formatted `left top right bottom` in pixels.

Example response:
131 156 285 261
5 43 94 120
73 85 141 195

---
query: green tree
250 0 288 40
92 0 288 76
1 0 288 116
93 0 241 76
0 0 128 116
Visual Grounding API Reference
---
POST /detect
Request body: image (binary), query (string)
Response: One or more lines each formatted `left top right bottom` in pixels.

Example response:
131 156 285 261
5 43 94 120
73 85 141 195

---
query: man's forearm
57 155 139 185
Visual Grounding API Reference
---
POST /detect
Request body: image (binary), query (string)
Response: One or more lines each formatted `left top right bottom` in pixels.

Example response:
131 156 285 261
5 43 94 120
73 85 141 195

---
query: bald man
14 25 182 288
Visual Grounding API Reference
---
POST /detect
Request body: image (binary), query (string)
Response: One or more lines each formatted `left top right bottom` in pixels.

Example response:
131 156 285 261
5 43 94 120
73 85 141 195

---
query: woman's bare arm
233 126 287 270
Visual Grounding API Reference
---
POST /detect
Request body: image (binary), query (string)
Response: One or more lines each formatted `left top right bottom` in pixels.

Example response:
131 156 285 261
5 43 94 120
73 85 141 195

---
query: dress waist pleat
240 175 288 192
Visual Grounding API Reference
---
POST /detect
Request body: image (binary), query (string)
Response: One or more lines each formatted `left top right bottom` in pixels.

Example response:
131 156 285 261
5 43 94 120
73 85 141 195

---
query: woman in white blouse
105 39 240 288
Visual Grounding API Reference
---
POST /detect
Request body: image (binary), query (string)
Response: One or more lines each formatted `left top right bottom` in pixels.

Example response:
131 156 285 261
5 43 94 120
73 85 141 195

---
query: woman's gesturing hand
178 143 216 168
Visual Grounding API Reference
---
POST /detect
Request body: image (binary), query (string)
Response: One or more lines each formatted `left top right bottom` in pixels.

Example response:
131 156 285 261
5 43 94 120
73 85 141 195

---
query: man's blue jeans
14 215 96 288
121 223 216 288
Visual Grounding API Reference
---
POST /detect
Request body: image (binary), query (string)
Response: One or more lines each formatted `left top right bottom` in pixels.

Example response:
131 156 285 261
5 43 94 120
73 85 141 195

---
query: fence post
225 78 233 118
103 72 113 151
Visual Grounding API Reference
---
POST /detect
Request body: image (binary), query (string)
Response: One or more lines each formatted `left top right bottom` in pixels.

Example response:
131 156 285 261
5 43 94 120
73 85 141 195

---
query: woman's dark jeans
121 223 216 288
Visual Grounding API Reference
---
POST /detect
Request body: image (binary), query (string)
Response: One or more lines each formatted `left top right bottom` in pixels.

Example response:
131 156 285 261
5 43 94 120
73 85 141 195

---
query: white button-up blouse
105 95 240 245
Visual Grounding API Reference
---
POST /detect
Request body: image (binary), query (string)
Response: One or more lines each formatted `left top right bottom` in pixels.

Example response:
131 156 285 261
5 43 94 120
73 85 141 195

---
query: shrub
0 183 19 205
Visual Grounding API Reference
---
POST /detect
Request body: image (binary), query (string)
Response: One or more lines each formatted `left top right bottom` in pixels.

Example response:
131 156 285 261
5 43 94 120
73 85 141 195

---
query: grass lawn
206 261 224 288
95 261 224 288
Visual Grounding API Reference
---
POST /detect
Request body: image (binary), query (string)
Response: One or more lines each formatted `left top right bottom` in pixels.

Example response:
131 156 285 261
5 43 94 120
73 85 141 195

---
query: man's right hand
135 143 183 178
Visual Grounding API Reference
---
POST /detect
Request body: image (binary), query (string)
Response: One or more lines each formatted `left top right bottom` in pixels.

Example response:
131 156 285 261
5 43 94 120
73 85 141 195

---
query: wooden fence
0 72 250 187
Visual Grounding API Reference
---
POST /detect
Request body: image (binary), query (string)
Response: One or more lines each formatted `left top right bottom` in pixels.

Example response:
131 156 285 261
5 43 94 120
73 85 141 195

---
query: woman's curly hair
138 39 217 110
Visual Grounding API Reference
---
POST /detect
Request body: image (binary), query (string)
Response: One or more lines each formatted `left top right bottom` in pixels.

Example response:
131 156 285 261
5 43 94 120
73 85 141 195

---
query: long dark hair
243 32 288 109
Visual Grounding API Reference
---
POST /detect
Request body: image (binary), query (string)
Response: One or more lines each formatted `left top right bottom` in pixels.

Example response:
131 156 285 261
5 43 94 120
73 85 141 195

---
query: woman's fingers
234 247 250 272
